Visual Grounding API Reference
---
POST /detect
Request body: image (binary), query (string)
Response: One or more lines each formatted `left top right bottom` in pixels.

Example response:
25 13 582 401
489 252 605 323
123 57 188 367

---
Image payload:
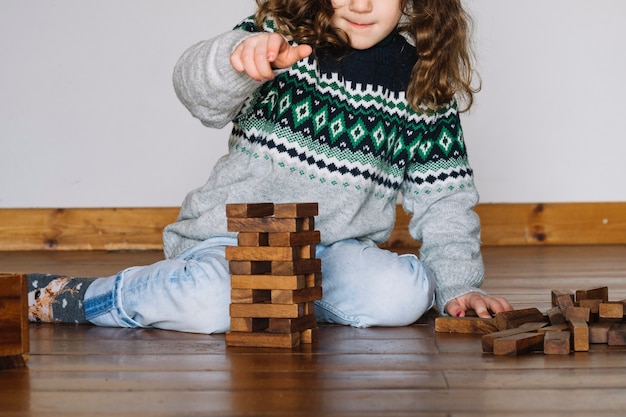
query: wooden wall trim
0 203 625 251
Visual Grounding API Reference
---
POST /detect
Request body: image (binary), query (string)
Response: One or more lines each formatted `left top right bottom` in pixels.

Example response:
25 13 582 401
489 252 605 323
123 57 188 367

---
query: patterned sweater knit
165 18 486 313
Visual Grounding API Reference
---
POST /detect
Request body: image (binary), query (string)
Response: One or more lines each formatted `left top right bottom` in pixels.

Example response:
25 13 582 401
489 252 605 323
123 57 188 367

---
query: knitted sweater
165 18 486 314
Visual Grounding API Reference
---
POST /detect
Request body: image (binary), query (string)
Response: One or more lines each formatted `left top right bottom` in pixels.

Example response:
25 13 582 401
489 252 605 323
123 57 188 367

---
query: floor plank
1 245 626 416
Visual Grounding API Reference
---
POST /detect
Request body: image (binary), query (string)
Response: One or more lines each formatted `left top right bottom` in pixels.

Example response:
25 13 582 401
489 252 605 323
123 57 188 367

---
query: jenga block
578 299 602 314
226 246 302 262
228 261 272 275
230 317 269 332
268 231 321 247
494 308 547 331
306 273 322 288
300 327 319 344
599 302 624 319
227 217 308 233
226 203 275 218
543 331 571 355
0 273 29 370
493 332 545 356
230 303 305 319
537 323 570 333
271 259 321 275
551 290 574 310
607 323 626 346
231 274 306 290
569 319 589 352
273 203 318 218
225 331 300 348
589 322 614 344
564 306 590 323
435 317 498 335
546 307 567 325
237 232 269 247
268 314 317 334
575 286 609 303
271 287 322 305
482 322 547 353
230 289 272 304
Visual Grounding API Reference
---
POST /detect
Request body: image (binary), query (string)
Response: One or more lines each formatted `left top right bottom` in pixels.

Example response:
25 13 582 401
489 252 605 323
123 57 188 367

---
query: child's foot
27 274 96 324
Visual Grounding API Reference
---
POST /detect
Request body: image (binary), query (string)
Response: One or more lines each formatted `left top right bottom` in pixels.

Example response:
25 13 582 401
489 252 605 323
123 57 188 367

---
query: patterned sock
27 274 96 324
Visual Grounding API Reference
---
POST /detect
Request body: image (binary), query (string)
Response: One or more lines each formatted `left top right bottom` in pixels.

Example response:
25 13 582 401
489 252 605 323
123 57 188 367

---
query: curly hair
253 0 479 112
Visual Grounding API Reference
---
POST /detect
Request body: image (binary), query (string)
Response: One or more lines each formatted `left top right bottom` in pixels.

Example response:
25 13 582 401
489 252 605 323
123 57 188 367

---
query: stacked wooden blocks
435 286 626 356
224 203 322 348
0 273 29 369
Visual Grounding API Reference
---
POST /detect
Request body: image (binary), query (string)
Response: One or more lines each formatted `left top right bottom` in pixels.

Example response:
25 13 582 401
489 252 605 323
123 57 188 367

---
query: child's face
330 0 403 50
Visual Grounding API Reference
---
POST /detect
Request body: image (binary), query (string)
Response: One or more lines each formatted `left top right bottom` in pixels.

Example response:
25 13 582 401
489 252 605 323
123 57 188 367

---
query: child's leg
83 236 236 334
315 239 435 328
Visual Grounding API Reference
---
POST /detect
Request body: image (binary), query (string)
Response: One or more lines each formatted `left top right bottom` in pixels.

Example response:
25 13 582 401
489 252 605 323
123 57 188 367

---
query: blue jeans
84 237 435 333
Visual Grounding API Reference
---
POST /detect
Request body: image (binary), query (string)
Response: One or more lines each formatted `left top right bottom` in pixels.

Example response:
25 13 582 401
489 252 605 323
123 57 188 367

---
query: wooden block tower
224 202 322 348
0 273 29 369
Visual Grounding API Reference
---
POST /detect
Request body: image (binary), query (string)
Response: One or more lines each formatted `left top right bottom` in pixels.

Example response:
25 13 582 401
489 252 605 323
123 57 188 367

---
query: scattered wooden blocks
224 203 322 349
436 285 626 356
0 273 29 370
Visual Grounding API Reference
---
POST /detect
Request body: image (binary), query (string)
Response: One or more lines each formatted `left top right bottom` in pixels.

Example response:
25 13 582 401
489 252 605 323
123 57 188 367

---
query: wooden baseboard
0 203 624 251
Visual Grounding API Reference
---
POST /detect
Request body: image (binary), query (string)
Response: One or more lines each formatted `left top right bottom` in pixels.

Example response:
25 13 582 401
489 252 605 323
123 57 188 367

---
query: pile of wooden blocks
0 273 29 369
224 203 322 348
435 286 626 356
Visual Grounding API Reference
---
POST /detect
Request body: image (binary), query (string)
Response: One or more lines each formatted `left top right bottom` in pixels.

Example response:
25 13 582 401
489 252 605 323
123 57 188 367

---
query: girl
29 0 512 332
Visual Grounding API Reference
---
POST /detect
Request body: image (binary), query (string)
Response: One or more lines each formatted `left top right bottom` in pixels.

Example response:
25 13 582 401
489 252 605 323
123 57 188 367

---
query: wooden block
589 322 614 344
546 306 566 325
543 331 571 355
599 302 623 319
607 323 626 346
268 314 317 334
268 230 321 247
271 259 321 275
231 274 306 290
306 273 322 288
0 273 29 370
494 308 547 331
230 303 304 319
482 322 547 353
227 217 307 233
226 246 302 262
226 203 275 218
230 317 269 332
575 286 609 303
564 306 590 323
578 299 602 314
271 287 322 305
569 319 589 352
300 327 319 344
551 290 574 310
237 232 269 247
228 261 272 275
537 323 570 333
273 203 318 218
493 332 545 356
435 316 498 335
225 331 300 348
230 289 272 304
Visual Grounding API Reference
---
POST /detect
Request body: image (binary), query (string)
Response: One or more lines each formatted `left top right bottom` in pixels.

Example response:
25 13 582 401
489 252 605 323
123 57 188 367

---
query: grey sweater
165 21 486 314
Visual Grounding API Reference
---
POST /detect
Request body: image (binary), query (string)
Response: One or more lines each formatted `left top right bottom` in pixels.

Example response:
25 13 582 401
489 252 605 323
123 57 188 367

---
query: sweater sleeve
172 29 265 128
400 102 486 315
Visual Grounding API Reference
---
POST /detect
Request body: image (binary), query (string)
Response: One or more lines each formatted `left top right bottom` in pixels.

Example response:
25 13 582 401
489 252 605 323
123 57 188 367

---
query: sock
27 273 96 324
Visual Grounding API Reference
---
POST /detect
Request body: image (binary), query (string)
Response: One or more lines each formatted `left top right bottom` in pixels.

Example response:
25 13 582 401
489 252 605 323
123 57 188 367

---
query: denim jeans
84 237 434 334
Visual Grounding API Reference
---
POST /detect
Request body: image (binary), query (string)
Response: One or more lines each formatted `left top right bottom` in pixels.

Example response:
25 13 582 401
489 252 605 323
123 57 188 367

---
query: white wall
1 0 625 208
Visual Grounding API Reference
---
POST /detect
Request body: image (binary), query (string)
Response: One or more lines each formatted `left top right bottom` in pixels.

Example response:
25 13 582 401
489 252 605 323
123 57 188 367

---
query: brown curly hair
254 0 479 112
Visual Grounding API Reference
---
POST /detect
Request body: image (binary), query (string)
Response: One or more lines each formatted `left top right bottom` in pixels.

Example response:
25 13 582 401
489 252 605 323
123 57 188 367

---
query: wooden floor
1 245 626 416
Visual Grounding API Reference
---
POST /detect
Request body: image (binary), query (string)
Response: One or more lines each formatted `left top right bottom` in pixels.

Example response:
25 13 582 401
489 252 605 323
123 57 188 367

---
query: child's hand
230 33 313 82
445 292 513 318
